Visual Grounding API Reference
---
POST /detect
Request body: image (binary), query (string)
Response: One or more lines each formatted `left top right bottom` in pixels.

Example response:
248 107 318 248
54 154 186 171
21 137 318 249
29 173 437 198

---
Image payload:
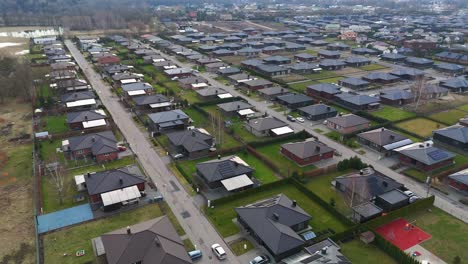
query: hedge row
245 145 282 176
247 130 310 148
174 162 194 185
364 195 435 230
192 96 244 107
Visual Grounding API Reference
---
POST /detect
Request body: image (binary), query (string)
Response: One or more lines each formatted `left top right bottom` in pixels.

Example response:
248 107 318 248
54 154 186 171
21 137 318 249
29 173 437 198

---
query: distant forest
0 0 154 30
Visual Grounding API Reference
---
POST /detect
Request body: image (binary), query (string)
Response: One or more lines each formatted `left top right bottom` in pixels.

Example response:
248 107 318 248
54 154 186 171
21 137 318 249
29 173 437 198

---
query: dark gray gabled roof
289 62 320 71
56 79 88 89
148 110 189 125
319 59 346 67
336 93 380 106
112 72 142 81
133 94 169 106
167 129 213 152
377 189 408 205
196 155 253 182
358 128 409 147
61 91 95 102
101 216 192 264
277 93 314 105
318 50 341 56
235 194 311 255
307 83 341 94
435 63 465 72
440 78 468 89
395 142 456 165
104 64 133 74
67 131 117 155
217 67 240 75
121 82 153 92
217 101 253 112
381 53 406 60
363 72 400 81
281 139 335 159
327 114 370 127
243 79 273 87
448 168 468 185
294 53 317 59
390 68 425 77
196 87 228 97
298 104 337 116
379 89 414 100
258 87 290 96
406 56 434 65
247 117 288 131
66 110 106 124
339 77 370 86
344 56 371 64
84 167 145 196
434 125 468 144
256 64 288 73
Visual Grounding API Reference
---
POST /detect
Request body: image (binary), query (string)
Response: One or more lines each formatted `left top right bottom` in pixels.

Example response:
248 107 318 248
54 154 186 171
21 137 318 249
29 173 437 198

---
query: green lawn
43 204 169 264
429 109 467 125
358 64 389 71
256 140 317 176
42 115 68 134
325 131 360 149
317 77 343 84
303 49 318 55
305 70 339 81
457 104 468 112
341 239 397 264
409 206 468 263
183 107 208 126
177 151 278 185
206 183 349 237
42 156 136 213
229 239 254 256
38 140 63 163
371 106 417 122
402 168 427 182
288 80 319 93
303 170 354 215
395 118 446 138
3 145 33 184
331 104 351 114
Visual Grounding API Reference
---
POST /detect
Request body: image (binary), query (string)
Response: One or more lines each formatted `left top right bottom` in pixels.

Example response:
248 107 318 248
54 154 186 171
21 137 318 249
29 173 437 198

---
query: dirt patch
0 100 32 145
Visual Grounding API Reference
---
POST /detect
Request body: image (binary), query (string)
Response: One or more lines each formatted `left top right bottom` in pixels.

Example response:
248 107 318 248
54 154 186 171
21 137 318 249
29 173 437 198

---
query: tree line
0 51 33 103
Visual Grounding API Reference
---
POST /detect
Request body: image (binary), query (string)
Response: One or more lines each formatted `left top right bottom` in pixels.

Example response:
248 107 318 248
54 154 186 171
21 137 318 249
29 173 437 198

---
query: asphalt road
65 40 241 264
144 42 468 224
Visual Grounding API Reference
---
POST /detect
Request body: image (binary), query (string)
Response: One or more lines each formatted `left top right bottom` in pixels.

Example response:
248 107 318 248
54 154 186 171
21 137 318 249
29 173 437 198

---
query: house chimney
382 181 388 188
426 142 430 147
84 115 88 121
381 127 385 131
218 154 221 160
359 170 364 175
192 131 196 137
87 172 91 178
292 200 297 207
177 114 180 118
321 246 328 254
273 213 280 221
419 144 424 148
390 135 395 140
119 177 123 185
92 136 96 142
326 106 330 111
126 226 131 235
315 146 321 152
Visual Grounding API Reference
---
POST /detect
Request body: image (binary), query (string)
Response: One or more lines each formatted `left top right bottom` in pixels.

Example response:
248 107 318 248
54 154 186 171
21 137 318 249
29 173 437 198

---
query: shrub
337 156 367 171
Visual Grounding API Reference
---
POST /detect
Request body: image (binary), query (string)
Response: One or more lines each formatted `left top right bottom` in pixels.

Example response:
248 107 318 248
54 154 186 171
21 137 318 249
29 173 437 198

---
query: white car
211 244 226 260
296 117 305 123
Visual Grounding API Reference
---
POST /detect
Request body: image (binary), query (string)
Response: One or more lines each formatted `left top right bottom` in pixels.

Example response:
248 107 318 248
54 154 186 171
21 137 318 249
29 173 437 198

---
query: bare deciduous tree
45 155 67 206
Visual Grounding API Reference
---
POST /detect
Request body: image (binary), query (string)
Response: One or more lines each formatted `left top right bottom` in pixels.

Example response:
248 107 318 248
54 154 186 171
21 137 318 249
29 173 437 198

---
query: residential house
205 62 228 73
379 89 414 105
49 70 76 81
297 104 338 121
374 189 409 212
237 47 262 57
289 63 321 75
217 67 241 76
335 169 404 205
390 68 425 80
433 125 468 153
326 114 371 134
357 128 413 155
255 64 290 77
196 87 232 101
112 72 143 85
178 76 208 90
217 101 254 117
241 79 274 90
344 56 371 67
435 63 465 75
363 72 400 84
421 85 449 99
164 68 193 78
327 42 351 51
97 55 120 66
148 109 190 135
395 141 455 171
318 59 346 70
133 94 172 112
380 53 406 62
228 73 257 85
196 155 254 189
66 109 108 130
62 131 118 162
307 83 342 99
167 128 214 159
61 91 97 110
434 51 468 65
121 82 153 97
95 216 192 264
104 64 134 75
53 79 90 92
447 169 468 193
318 50 341 59
281 139 335 166
405 57 434 68
338 77 370 90
439 78 468 93
235 194 311 261
50 61 76 71
263 56 291 65
276 93 314 109
351 48 380 55
245 117 293 137
335 93 380 110
258 87 291 100
294 53 317 62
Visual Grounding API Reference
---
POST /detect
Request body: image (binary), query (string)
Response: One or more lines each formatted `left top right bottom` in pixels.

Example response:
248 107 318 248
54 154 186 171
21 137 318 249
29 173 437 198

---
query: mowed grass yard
341 239 397 264
177 151 279 185
288 80 319 93
305 70 339 81
43 204 173 264
409 206 468 263
206 183 349 237
255 140 317 176
395 118 446 138
303 170 354 216
371 105 417 122
456 104 468 112
429 109 467 125
358 64 389 71
42 115 68 134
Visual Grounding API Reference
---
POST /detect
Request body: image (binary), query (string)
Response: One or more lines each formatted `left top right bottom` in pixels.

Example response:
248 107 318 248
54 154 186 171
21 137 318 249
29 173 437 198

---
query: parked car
188 249 202 261
118 145 127 151
403 190 414 197
211 244 226 260
172 153 184 160
296 117 305 123
287 115 296 122
250 255 270 264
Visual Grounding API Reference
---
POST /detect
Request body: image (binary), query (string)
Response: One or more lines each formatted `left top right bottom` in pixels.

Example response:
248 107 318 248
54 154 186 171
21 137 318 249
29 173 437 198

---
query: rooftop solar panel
428 149 449 161
302 231 317 241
